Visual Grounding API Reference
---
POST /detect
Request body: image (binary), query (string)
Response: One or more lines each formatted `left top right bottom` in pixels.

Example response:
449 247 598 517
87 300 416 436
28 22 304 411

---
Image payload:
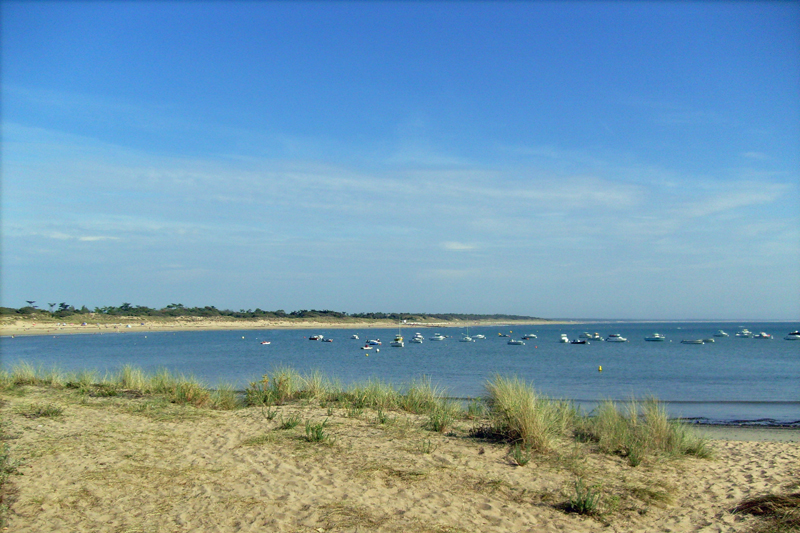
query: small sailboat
390 319 404 347
460 326 474 342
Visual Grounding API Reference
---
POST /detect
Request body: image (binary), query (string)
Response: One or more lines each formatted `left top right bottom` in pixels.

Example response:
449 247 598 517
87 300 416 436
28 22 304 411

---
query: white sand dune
2 387 798 532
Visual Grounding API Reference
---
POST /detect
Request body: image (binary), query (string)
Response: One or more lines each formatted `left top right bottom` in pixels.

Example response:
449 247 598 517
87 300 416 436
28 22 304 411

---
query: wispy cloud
441 241 478 252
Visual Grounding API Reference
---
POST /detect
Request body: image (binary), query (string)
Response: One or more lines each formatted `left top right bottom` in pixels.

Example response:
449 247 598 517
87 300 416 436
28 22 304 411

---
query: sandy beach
0 317 568 338
2 386 797 532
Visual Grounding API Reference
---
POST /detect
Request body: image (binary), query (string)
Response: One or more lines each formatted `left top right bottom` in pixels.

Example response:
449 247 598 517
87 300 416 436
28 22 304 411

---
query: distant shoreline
0 316 573 337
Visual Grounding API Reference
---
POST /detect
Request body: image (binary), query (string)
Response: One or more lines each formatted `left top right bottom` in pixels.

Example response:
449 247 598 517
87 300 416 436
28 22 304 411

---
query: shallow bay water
2 321 798 424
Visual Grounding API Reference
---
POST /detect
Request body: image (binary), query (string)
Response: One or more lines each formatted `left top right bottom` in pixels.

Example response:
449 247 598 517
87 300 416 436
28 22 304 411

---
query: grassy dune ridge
0 362 711 463
3 363 799 532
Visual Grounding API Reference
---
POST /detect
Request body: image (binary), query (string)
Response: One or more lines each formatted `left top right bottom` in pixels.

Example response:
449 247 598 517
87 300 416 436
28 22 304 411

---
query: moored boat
560 334 569 343
473 334 486 340
507 339 525 345
735 329 753 338
753 332 772 339
367 339 382 345
681 339 705 344
521 334 537 340
260 341 271 345
570 339 589 344
784 331 800 341
351 334 359 340
713 330 729 337
606 334 628 342
429 333 447 341
644 333 666 342
309 334 325 340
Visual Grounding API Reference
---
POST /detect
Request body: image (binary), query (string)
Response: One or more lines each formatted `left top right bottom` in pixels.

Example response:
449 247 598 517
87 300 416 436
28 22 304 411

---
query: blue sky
2 1 799 320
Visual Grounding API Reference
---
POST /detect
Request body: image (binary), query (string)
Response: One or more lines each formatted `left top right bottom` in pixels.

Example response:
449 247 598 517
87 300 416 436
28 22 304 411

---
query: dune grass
734 492 800 532
1 362 712 466
483 374 577 453
577 398 713 465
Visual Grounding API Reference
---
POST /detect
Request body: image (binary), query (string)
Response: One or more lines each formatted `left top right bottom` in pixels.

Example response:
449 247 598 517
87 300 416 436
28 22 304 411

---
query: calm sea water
2 322 798 425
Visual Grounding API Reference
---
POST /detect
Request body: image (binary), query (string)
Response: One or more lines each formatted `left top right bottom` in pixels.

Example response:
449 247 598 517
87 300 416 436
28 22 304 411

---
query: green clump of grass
399 376 446 414
278 412 302 430
510 442 532 466
426 400 461 433
733 492 800 533
305 418 332 443
19 402 63 418
564 478 602 515
244 367 301 406
484 374 576 453
580 398 712 466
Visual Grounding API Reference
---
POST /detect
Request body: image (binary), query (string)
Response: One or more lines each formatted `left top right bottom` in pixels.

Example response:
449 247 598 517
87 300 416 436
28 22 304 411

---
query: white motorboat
735 329 753 338
560 334 569 343
606 334 628 342
681 339 705 344
351 334 359 340
644 333 666 342
309 334 324 340
473 334 486 340
784 331 800 341
579 332 593 339
507 339 525 345
713 330 729 337
260 341 271 345
521 334 537 340
367 339 382 345
753 332 772 339
409 336 423 343
361 344 373 350
460 335 474 342
429 333 447 341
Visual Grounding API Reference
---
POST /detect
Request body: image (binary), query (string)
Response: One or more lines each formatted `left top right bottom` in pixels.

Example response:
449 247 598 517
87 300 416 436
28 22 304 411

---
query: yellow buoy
598 365 603 372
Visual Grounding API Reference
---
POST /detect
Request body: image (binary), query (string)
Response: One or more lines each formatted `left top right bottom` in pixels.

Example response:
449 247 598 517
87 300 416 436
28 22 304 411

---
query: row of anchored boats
304 328 800 350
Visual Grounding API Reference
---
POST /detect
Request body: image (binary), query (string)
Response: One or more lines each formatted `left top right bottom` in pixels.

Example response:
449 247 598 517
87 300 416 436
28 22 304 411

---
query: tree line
1 302 541 321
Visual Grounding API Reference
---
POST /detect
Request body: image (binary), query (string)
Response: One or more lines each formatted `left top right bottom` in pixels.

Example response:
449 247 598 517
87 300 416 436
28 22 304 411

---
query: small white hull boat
784 331 800 341
606 334 627 342
681 339 704 344
644 333 666 342
507 339 525 345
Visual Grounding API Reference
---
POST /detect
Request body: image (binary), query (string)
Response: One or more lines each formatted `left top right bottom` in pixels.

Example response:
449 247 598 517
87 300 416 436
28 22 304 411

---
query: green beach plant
305 418 332 443
399 376 445 414
485 374 576 453
564 478 603 515
278 412 302 430
19 402 63 418
582 398 712 465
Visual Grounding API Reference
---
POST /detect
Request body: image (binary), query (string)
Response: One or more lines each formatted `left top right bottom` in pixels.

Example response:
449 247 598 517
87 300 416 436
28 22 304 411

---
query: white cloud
442 241 478 252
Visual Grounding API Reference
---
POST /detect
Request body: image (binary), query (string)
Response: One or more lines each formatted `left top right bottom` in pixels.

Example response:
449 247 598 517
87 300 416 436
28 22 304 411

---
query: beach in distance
0 315 569 337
